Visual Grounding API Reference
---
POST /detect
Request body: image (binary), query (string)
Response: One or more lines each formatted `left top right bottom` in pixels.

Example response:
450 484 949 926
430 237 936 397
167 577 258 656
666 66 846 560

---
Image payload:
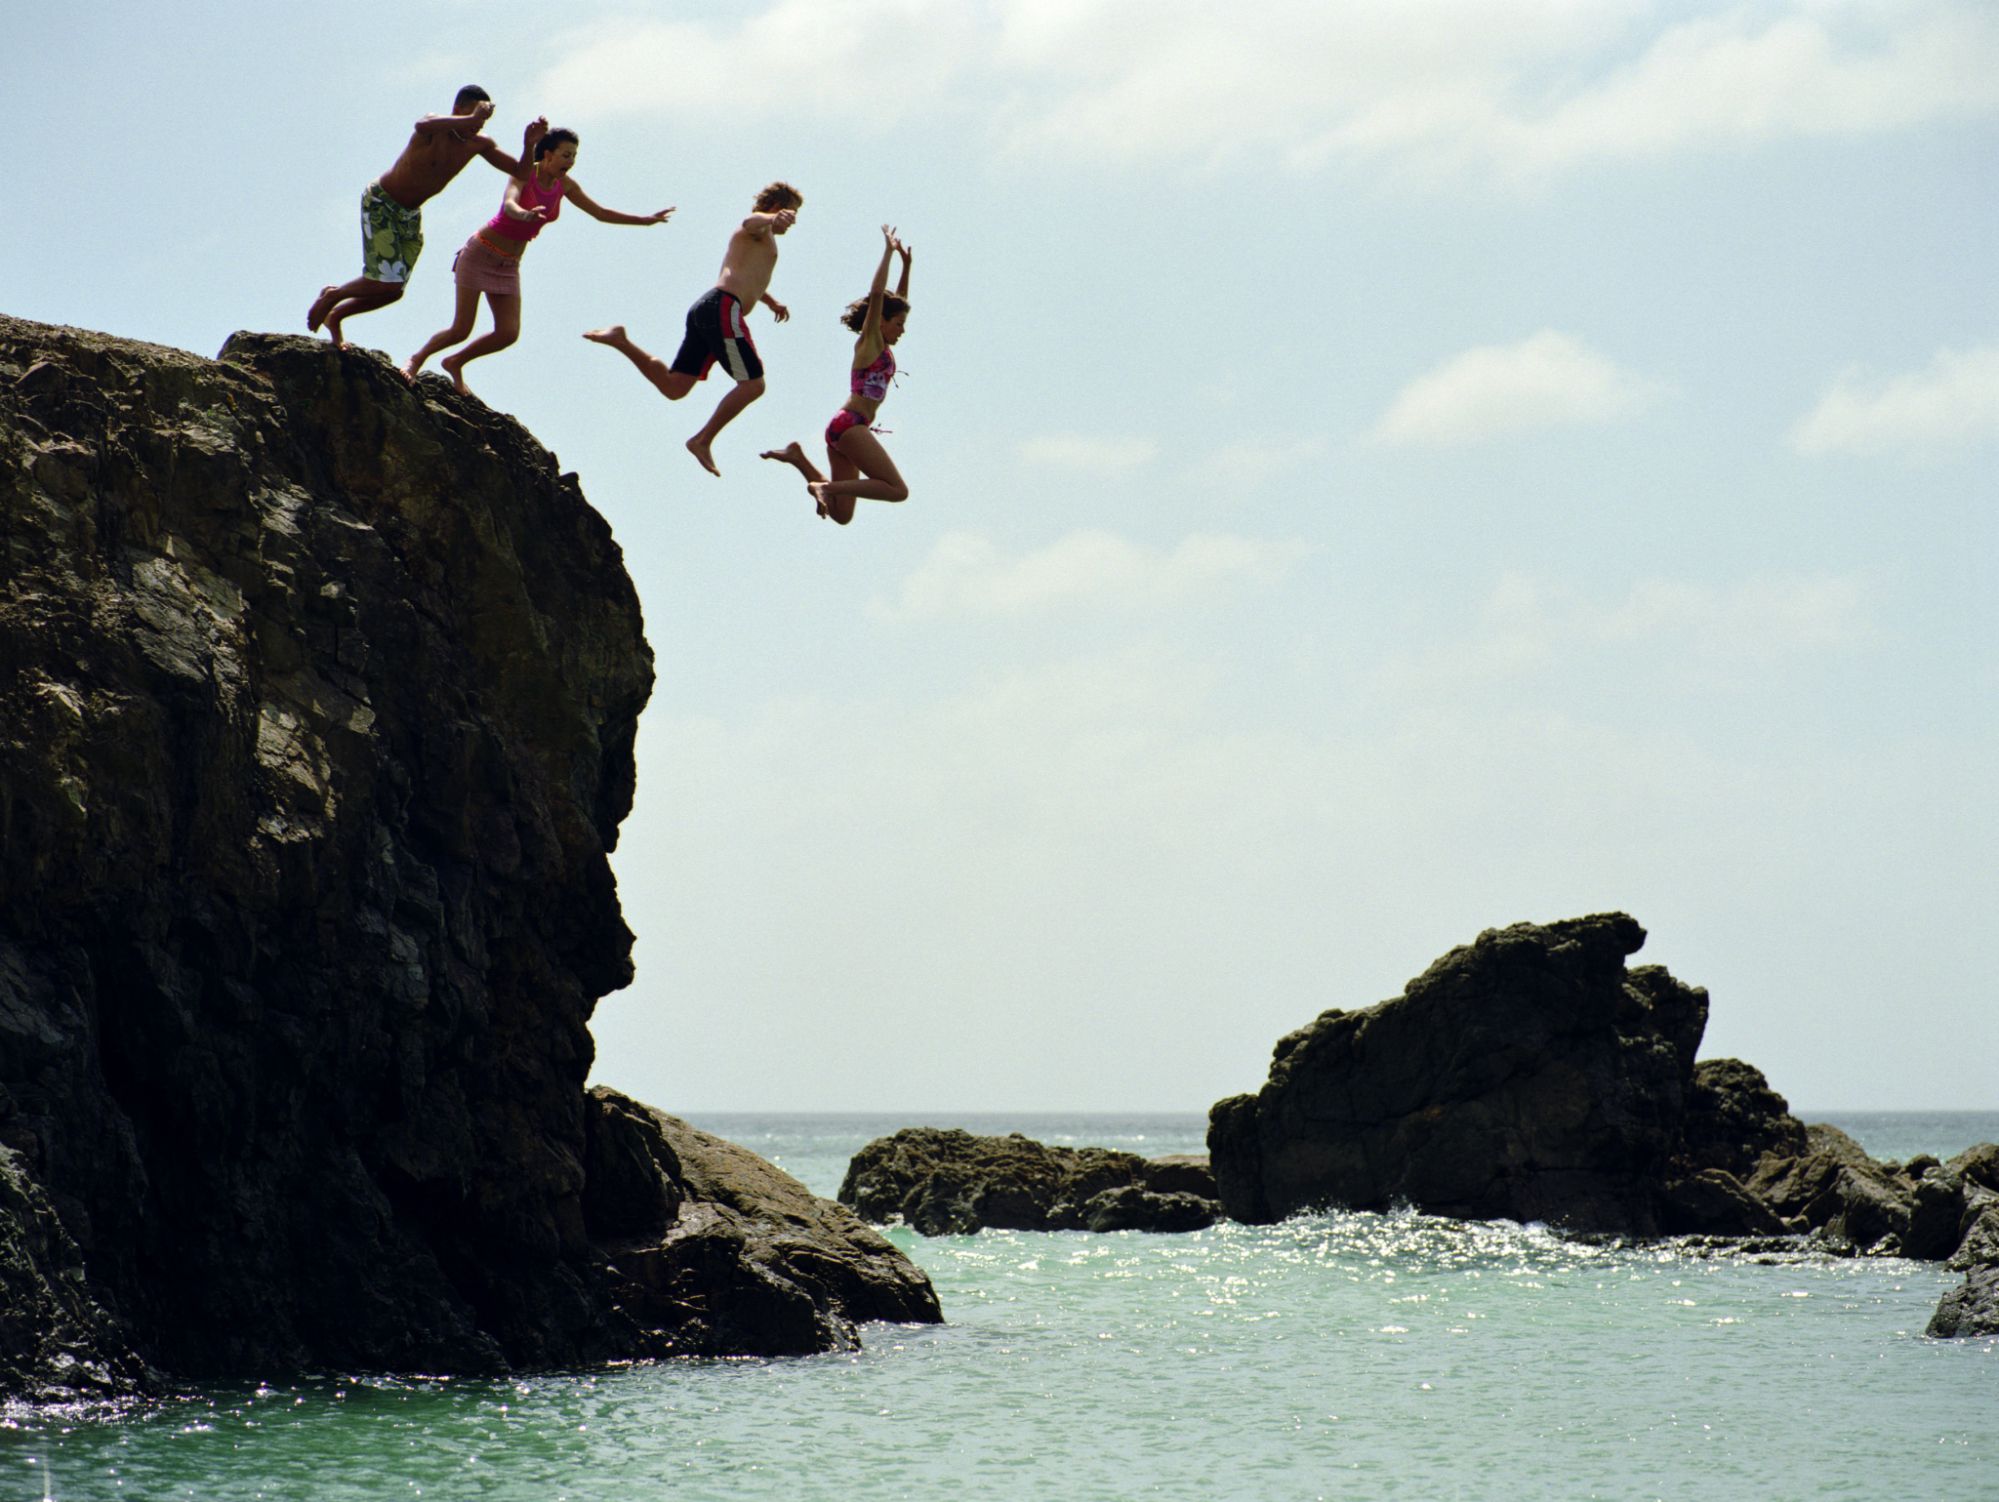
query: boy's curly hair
754 181 804 212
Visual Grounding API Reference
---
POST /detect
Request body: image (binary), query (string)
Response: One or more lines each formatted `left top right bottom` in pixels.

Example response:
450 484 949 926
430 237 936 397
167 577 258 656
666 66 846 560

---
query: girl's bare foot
308 286 338 332
582 325 627 348
398 355 423 383
686 436 720 476
441 353 471 396
808 480 831 516
759 441 808 466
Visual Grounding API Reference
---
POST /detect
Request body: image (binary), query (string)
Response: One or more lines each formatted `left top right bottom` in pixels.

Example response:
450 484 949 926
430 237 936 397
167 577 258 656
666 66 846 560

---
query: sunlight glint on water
4 1111 1993 1501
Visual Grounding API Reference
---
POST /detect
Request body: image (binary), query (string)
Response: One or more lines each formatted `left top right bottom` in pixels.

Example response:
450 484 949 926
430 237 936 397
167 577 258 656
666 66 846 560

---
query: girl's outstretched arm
894 236 912 300
565 180 674 226
857 224 897 353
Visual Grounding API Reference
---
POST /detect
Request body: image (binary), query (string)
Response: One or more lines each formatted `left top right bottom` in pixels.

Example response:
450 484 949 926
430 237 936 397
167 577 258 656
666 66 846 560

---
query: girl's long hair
842 294 909 333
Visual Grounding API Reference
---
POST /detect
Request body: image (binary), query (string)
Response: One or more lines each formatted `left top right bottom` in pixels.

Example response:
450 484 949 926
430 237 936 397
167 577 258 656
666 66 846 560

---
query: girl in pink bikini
403 128 672 395
762 225 912 525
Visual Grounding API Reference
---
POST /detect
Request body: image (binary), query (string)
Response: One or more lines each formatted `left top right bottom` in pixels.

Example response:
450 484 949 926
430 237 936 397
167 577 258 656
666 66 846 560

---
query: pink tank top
487 169 564 243
851 346 895 404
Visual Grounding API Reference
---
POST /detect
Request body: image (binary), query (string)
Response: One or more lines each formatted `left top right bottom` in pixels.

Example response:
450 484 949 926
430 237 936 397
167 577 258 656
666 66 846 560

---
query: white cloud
1789 346 1999 459
1188 437 1330 495
1462 6 1999 179
1373 571 1871 701
1598 576 1870 661
537 2 1999 181
869 529 1309 620
539 0 982 126
1372 331 1665 446
1018 433 1158 473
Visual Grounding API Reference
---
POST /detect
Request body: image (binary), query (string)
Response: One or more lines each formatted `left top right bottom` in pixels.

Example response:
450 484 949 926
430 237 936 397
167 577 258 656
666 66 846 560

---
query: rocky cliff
0 316 937 1398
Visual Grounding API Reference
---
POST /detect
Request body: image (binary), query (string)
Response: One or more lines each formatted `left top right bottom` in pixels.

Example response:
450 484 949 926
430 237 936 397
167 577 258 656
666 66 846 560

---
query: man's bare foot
582 325 627 349
308 286 338 332
686 436 720 476
324 311 347 350
441 354 471 396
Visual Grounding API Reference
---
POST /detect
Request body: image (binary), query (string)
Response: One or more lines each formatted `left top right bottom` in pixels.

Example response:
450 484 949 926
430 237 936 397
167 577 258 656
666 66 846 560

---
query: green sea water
6 1112 1994 1501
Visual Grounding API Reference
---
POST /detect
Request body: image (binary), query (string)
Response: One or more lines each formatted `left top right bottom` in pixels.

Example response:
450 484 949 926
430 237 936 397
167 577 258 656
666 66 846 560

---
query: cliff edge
0 318 936 1398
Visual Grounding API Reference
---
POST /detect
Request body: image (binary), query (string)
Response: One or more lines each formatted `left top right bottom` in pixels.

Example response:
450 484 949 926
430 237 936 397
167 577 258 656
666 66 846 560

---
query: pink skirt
452 234 523 295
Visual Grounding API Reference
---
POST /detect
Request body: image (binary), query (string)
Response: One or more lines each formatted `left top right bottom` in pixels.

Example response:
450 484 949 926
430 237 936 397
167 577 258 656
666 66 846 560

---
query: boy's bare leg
687 378 765 476
584 326 695 402
311 278 403 345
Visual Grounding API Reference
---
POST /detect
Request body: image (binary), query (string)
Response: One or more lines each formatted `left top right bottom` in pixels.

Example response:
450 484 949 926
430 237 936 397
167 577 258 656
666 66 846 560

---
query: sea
4 1110 1994 1501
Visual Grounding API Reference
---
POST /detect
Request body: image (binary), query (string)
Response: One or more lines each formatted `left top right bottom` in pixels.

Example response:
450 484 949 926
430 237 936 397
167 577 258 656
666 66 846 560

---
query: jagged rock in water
585 1090 941 1355
0 317 937 1394
840 1127 1220 1235
1926 1263 1999 1339
1674 1058 1809 1179
1208 914 1708 1233
1739 1123 1916 1253
0 1146 150 1399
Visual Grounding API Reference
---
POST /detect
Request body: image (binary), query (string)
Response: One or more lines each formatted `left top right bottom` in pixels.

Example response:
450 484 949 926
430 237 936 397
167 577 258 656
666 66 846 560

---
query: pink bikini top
487 170 564 243
851 346 895 404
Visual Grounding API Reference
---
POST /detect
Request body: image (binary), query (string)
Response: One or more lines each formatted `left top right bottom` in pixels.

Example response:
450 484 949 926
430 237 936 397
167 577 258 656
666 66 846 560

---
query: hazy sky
12 1 1995 1113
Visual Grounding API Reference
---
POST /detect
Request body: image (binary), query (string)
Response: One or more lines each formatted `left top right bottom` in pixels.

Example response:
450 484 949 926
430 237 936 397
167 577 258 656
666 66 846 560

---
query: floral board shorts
361 181 424 284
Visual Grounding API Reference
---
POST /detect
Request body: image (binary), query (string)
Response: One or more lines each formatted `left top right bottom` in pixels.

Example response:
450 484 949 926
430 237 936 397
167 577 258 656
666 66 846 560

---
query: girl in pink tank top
761 224 914 526
403 128 674 397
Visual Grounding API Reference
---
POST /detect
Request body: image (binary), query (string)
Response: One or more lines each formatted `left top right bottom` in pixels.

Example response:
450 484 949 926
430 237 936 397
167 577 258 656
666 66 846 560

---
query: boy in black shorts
585 182 801 475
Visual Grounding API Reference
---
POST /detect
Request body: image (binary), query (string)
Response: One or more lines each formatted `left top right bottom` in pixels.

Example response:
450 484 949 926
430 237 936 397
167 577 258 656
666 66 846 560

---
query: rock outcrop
1207 912 1997 1337
585 1091 941 1354
840 1128 1221 1235
1926 1264 1999 1339
0 317 937 1397
1209 914 1705 1234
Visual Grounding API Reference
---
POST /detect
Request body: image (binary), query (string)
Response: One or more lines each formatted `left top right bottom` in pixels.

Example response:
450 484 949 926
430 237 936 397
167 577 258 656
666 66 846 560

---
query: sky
10 1 1995 1114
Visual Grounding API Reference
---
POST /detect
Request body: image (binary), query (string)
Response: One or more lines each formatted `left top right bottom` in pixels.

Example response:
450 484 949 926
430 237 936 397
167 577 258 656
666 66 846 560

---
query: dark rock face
0 318 937 1395
585 1090 941 1355
1209 914 1706 1234
1926 1264 1999 1339
0 1147 150 1399
1206 910 1999 1338
1676 1057 1808 1178
840 1128 1220 1235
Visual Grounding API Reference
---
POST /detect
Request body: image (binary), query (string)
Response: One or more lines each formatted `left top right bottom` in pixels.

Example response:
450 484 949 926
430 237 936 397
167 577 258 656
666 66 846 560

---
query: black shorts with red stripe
669 287 763 383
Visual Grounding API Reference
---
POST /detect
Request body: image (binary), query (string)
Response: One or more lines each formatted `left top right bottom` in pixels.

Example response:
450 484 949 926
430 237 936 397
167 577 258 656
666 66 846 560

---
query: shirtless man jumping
584 181 802 476
308 87 545 347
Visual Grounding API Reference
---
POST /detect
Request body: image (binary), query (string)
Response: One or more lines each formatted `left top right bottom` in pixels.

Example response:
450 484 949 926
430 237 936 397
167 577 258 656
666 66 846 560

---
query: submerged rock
840 1127 1220 1235
0 317 937 1394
